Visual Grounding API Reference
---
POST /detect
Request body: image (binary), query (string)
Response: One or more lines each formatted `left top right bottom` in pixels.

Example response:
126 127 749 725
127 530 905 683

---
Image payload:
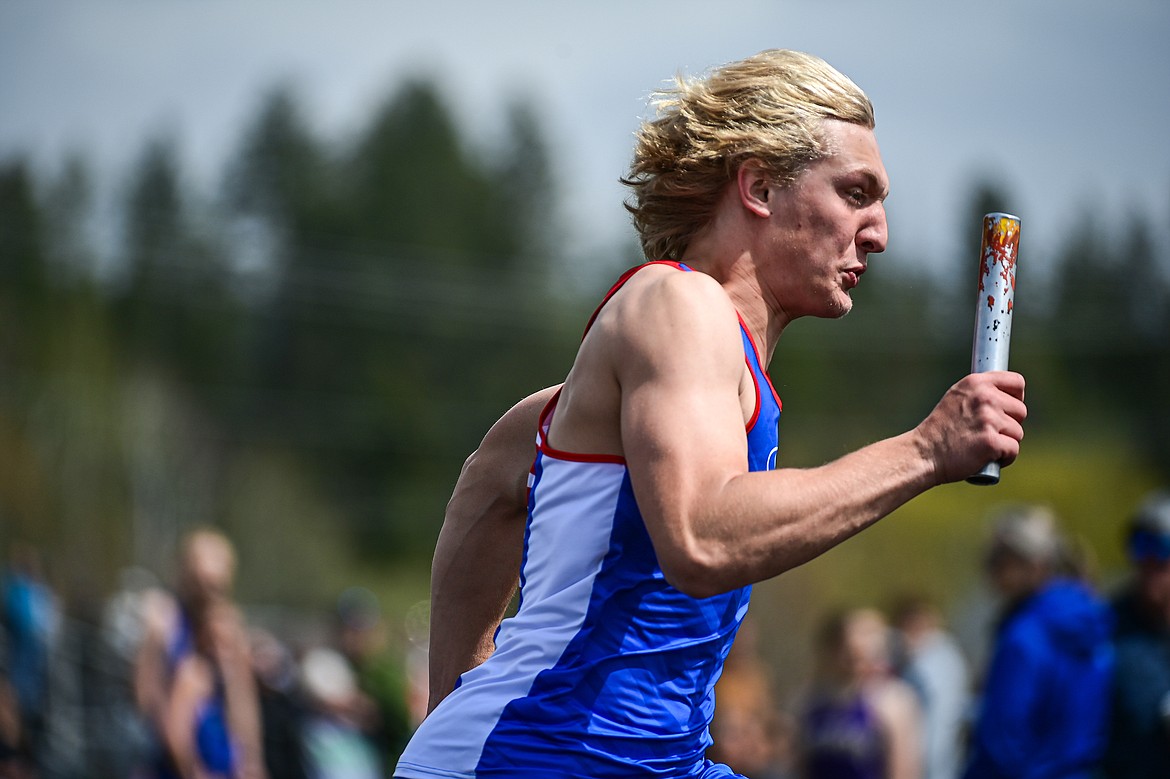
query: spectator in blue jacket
1105 490 1170 779
962 505 1113 779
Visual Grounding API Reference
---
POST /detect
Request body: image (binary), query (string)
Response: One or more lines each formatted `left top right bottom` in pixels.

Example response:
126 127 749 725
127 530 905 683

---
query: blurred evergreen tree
346 79 514 262
121 137 183 322
0 158 54 544
1058 209 1169 476
218 78 577 559
1052 207 1118 364
117 136 236 386
496 97 560 264
330 79 575 555
1051 207 1170 477
42 153 96 285
0 159 50 367
221 83 338 413
223 83 332 232
36 153 136 585
1115 212 1170 476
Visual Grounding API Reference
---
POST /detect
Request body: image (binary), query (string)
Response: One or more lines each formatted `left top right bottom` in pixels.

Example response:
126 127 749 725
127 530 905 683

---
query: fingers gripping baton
967 213 1021 486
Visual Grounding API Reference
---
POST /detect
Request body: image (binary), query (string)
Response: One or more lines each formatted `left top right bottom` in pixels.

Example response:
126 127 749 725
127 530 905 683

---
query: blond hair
622 49 875 261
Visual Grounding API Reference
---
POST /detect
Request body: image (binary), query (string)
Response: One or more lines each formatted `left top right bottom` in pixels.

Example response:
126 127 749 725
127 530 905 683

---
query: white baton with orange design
968 212 1020 486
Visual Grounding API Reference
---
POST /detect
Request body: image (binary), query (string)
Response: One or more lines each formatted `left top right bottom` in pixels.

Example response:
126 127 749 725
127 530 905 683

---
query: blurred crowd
0 528 414 779
2 489 1170 779
707 490 1170 779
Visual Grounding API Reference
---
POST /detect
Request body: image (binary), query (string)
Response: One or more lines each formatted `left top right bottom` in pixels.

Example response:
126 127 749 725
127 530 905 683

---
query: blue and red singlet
395 262 782 778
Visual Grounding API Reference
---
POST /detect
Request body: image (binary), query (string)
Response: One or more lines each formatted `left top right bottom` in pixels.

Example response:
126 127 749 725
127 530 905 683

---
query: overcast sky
2 0 1168 278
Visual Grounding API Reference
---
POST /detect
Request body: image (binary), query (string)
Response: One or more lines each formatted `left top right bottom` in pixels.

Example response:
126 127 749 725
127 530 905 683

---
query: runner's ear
737 160 771 217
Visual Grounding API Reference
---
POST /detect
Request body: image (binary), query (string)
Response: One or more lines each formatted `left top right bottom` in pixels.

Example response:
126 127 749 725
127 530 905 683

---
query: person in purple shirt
800 608 922 779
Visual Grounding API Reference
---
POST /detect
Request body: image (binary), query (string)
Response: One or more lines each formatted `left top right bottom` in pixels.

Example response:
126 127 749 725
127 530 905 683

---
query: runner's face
762 121 888 321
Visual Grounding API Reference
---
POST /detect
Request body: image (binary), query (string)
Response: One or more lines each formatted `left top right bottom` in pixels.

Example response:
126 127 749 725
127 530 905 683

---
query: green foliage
223 83 332 229
1050 208 1170 470
212 80 582 564
0 159 50 367
116 136 239 388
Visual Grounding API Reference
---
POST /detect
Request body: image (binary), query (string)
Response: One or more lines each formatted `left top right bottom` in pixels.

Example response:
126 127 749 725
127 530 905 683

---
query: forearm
887 726 922 779
428 499 523 712
876 684 923 779
220 656 266 779
162 662 207 779
660 429 937 596
427 386 555 712
134 590 177 721
134 637 167 720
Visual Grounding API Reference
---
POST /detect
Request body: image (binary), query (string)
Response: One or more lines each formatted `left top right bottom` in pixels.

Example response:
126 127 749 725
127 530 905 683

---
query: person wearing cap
1105 490 1170 778
961 506 1113 779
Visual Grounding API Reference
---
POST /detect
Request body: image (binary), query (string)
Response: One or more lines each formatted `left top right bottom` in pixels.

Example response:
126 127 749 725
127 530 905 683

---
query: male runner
396 49 1026 778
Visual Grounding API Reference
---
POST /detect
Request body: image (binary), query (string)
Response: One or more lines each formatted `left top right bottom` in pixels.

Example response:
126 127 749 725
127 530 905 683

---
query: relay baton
967 212 1021 486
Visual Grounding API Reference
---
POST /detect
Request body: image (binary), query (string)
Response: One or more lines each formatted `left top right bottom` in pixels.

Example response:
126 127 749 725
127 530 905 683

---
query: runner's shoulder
603 264 736 332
